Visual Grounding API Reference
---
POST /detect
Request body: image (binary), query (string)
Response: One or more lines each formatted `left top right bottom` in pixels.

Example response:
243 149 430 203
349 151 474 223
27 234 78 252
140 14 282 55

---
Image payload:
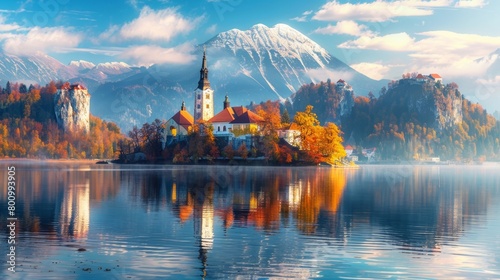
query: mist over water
1 161 499 279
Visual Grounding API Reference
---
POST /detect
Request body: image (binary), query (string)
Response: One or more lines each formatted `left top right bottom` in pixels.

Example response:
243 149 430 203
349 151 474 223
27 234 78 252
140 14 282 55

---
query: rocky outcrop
335 80 355 122
54 84 90 133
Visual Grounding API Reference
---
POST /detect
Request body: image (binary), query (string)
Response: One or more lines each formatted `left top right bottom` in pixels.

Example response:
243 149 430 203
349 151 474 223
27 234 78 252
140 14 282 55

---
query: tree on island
293 105 346 164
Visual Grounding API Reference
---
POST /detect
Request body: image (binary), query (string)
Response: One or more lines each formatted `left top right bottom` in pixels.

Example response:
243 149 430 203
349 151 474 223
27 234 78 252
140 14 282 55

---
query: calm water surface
1 161 500 279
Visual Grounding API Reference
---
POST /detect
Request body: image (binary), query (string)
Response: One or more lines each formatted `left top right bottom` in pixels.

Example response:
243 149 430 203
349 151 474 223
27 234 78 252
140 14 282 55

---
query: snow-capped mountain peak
69 60 96 70
204 23 348 100
209 23 330 66
96 62 131 71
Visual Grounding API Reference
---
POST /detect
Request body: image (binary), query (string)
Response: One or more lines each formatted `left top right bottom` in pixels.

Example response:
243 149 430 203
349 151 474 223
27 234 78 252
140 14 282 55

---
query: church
163 49 264 141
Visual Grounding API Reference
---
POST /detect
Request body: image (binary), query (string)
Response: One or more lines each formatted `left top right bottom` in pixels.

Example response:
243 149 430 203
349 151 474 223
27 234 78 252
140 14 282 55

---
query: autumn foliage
0 81 125 159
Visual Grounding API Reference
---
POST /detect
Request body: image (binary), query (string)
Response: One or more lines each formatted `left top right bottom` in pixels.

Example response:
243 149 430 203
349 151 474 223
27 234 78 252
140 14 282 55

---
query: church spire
197 46 210 90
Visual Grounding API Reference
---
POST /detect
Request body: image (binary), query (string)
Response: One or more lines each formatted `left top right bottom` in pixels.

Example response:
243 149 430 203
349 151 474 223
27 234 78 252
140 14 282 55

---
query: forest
289 78 500 161
0 81 124 159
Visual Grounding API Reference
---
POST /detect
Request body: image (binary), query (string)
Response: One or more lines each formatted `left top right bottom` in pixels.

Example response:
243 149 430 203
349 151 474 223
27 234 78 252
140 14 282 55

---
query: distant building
416 74 428 82
428 74 443 83
278 124 301 148
344 145 354 157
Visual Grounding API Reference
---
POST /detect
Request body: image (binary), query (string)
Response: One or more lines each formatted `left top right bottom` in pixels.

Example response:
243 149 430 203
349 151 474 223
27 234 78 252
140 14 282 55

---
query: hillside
286 76 500 161
0 81 124 159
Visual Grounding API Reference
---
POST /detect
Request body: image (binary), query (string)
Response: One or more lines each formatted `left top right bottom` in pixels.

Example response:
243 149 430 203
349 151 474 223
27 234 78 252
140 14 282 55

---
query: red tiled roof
209 107 236 123
429 74 442 79
337 79 345 84
416 74 426 79
345 145 354 150
232 106 247 117
210 106 249 123
171 110 194 130
230 110 265 124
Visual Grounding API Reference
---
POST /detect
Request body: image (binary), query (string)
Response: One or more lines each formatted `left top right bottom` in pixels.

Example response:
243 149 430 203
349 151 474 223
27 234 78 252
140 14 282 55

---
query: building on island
166 101 194 137
209 95 264 135
162 49 294 152
194 48 214 123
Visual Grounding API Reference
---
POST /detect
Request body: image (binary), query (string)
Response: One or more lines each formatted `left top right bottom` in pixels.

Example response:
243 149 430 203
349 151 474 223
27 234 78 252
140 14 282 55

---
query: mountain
0 24 385 132
205 23 382 102
0 52 76 84
91 24 385 131
68 60 96 71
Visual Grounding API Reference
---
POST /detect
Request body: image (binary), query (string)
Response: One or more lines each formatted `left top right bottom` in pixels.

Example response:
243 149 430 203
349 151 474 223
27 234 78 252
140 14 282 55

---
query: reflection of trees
343 166 496 252
0 163 121 235
295 169 347 234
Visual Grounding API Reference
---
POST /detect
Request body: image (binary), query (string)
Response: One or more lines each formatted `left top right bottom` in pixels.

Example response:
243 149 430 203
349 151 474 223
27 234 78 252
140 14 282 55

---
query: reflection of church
194 188 214 278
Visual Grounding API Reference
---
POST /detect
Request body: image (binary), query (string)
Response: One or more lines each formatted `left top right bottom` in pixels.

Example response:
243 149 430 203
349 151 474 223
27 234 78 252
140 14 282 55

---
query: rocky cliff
54 84 91 133
389 78 463 131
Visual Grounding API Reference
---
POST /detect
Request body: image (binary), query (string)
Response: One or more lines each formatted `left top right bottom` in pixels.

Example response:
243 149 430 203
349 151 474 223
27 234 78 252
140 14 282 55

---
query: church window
206 104 210 109
217 127 220 132
223 126 226 132
197 94 201 100
206 94 210 99
197 104 201 109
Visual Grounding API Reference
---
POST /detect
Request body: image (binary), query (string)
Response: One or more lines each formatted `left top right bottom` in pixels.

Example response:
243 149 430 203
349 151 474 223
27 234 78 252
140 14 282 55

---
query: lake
1 161 500 279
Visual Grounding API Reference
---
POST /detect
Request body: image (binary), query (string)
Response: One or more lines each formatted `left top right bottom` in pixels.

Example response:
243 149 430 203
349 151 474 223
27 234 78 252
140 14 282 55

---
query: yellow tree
293 105 322 163
293 105 346 164
320 122 346 164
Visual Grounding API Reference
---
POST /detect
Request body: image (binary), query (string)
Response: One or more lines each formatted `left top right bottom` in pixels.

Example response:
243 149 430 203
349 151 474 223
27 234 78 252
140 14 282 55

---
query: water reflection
57 179 90 239
1 162 499 279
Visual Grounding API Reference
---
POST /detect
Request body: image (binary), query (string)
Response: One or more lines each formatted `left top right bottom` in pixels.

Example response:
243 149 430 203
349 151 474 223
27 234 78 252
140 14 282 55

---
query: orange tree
293 105 346 164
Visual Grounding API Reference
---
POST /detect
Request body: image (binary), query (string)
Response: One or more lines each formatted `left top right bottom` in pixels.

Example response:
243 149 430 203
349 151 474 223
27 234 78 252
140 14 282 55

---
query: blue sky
0 0 498 82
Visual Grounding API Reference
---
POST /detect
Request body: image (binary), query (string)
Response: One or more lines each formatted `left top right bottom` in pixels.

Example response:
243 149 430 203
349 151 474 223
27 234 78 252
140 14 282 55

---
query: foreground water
1 161 500 279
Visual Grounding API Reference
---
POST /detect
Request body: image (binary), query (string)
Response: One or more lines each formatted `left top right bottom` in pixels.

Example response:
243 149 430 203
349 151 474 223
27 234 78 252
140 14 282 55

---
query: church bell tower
194 47 214 123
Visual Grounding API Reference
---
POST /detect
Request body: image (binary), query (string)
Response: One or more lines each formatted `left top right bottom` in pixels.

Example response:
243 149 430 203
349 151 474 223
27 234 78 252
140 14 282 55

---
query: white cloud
206 24 217 34
305 68 354 83
455 0 488 8
119 43 196 66
313 0 452 22
0 16 21 32
119 6 202 42
476 75 500 86
291 10 314 22
97 25 120 43
314 20 374 36
339 32 415 51
3 27 82 56
350 62 395 80
339 30 500 79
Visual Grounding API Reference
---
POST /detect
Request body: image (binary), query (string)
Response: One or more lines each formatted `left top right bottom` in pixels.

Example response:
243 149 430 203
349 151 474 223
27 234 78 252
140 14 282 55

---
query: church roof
209 106 249 123
209 107 237 123
232 106 247 116
230 110 265 124
170 110 194 130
